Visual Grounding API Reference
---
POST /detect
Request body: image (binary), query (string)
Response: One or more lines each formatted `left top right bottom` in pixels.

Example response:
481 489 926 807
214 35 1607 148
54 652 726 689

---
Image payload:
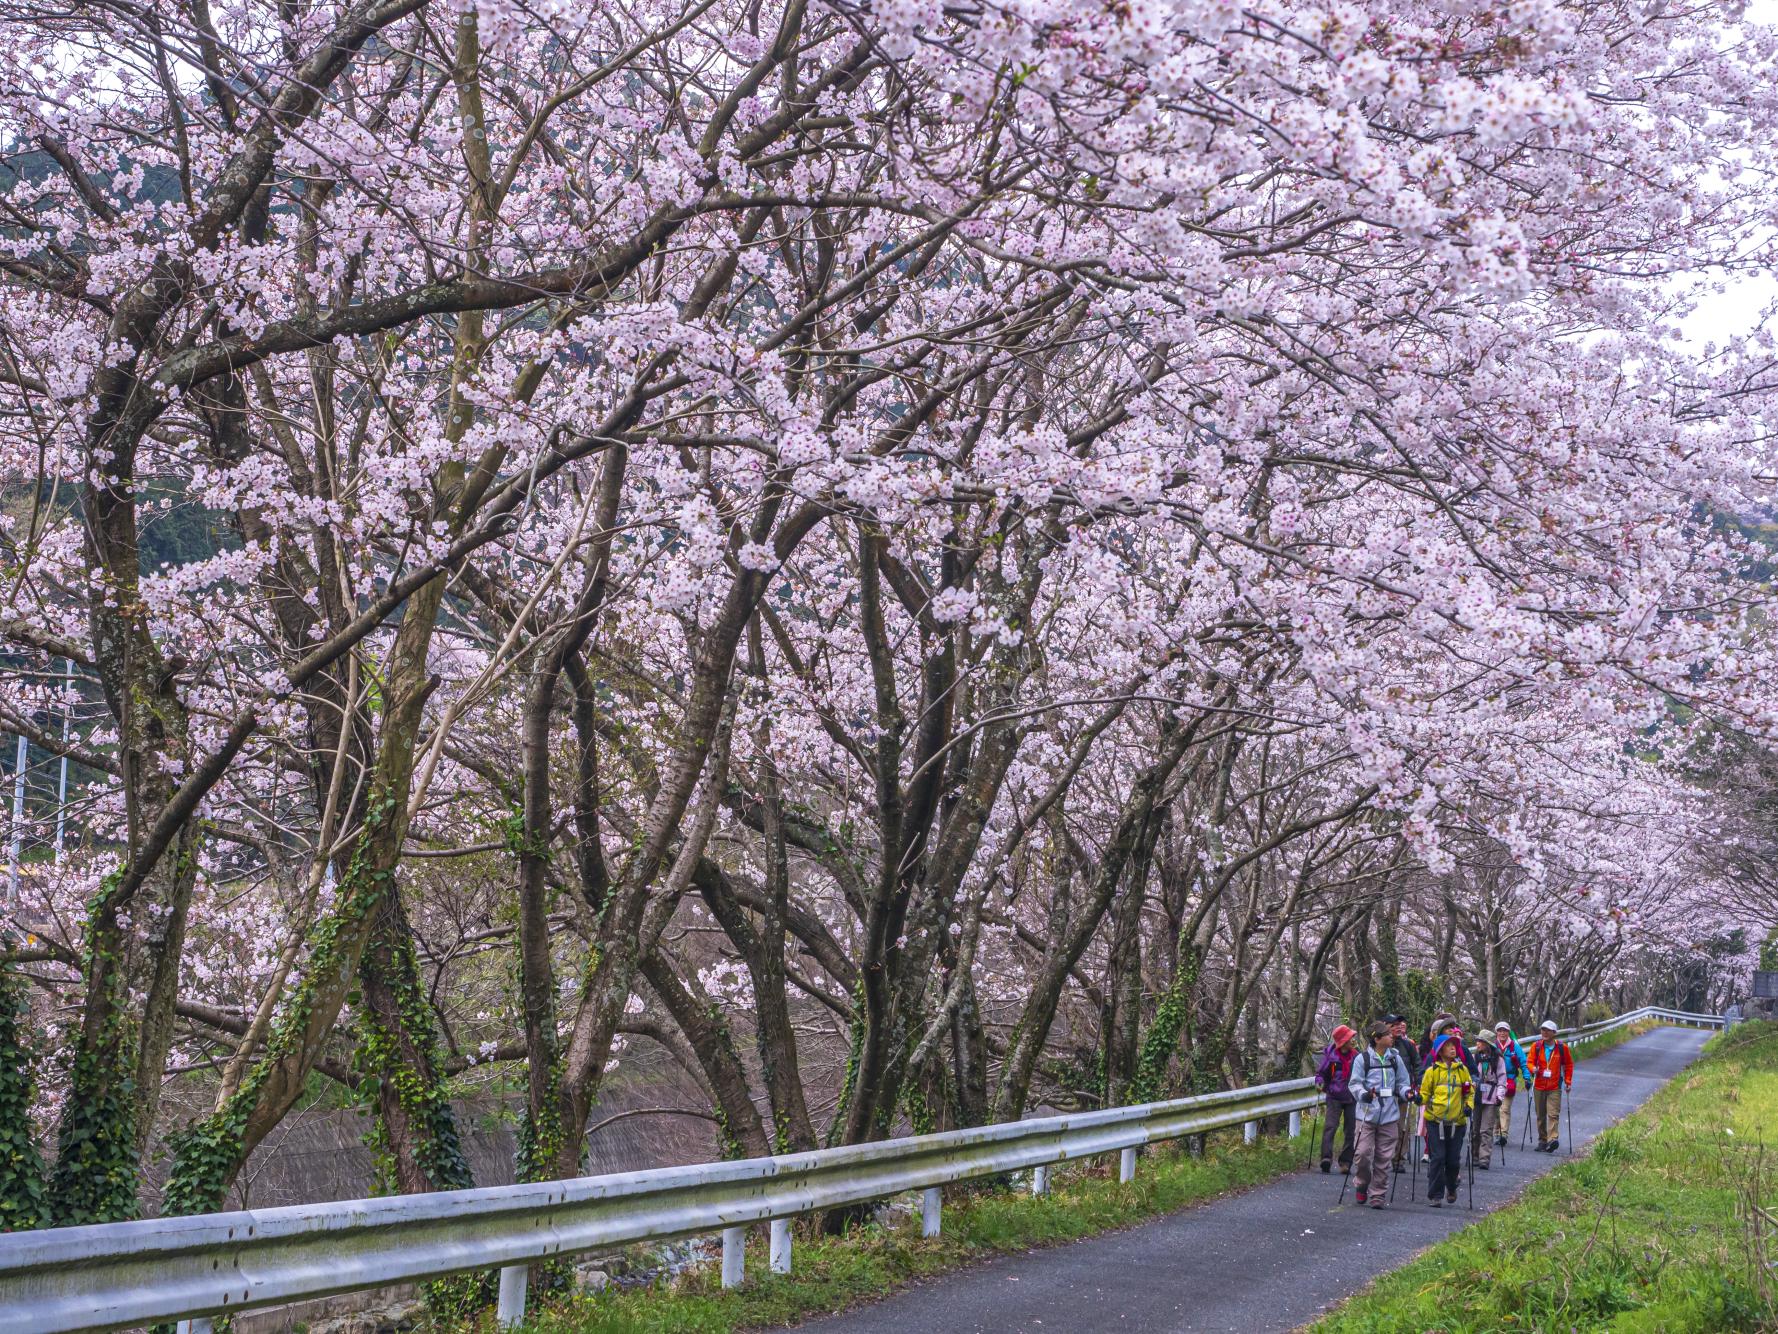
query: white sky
1675 0 1778 352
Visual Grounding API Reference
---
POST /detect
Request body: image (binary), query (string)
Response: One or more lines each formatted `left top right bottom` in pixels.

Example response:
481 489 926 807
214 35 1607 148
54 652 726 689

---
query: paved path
793 1026 1710 1333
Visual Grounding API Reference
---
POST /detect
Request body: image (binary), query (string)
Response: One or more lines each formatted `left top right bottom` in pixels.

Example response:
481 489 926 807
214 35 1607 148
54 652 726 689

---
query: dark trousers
1321 1098 1355 1167
1427 1120 1466 1199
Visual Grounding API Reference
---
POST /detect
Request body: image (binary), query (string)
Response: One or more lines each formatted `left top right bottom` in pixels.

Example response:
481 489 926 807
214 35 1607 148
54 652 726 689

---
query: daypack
1473 1044 1507 1105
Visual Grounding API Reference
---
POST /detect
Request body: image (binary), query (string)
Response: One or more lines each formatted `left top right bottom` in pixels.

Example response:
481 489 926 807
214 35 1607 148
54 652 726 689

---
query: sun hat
1331 1024 1358 1045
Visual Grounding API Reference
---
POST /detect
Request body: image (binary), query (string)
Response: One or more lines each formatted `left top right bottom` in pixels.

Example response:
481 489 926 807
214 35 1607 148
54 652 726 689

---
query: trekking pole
1565 1085 1575 1156
1467 1122 1476 1210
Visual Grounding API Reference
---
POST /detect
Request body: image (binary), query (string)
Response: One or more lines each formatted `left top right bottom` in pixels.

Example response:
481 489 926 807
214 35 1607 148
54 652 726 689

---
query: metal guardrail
0 1079 1318 1333
1562 1005 1725 1044
0 1004 1722 1333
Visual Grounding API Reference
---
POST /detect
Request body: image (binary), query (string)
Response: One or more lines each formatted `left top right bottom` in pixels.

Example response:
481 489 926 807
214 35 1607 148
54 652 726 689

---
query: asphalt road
791 1026 1710 1334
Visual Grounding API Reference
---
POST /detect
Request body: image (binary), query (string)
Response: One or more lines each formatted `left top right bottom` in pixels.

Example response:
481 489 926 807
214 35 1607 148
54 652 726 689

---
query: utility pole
6 730 24 907
55 659 71 864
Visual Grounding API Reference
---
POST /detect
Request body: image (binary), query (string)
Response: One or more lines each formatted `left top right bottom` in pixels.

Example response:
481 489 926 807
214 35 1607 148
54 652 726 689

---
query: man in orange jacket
1529 1019 1574 1152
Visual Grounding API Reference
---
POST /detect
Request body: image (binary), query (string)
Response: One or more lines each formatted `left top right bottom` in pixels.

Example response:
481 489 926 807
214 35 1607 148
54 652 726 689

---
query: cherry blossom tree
0 0 1774 1259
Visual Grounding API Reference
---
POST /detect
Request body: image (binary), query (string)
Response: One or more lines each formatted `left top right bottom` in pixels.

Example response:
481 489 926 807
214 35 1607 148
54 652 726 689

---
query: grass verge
1309 1021 1778 1333
1566 1017 1659 1063
487 1126 1312 1333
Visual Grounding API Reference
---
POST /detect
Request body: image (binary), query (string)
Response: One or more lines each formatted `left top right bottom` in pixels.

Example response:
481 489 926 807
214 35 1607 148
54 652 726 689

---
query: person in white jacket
1350 1019 1415 1209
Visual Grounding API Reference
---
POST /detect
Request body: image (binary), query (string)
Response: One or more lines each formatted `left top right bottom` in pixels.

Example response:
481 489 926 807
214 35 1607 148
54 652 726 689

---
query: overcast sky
1675 0 1778 352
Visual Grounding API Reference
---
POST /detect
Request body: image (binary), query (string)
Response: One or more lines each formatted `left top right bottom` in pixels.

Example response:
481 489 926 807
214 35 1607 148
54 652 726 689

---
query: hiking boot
1548 1140 1558 1153
1369 1201 1386 1210
1340 1164 1351 1175
1536 1141 1550 1152
1447 1193 1458 1204
1320 1159 1332 1173
1495 1135 1507 1147
1479 1162 1490 1170
1421 1151 1430 1164
1355 1189 1367 1204
1429 1198 1443 1207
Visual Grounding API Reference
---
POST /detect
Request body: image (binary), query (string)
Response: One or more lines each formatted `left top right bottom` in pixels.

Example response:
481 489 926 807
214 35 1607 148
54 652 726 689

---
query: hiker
1351 1020 1413 1209
1385 1014 1421 1170
1424 1013 1478 1076
1471 1029 1507 1168
1388 1014 1422 1077
1315 1023 1360 1173
1419 1032 1473 1206
1416 1014 1475 1163
1529 1019 1574 1152
1493 1020 1528 1148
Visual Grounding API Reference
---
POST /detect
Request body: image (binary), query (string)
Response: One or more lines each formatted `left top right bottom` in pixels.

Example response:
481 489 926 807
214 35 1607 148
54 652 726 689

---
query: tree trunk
1101 844 1149 1105
993 724 1188 1122
356 893 473 1193
639 953 769 1159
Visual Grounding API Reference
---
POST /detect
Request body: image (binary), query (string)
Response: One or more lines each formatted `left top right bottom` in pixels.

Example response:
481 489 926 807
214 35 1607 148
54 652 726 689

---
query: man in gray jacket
1350 1019 1415 1209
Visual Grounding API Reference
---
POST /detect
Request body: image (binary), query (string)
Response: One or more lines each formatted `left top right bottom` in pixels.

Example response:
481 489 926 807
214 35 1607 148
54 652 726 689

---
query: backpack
1358 1048 1405 1091
1318 1043 1356 1101
1474 1043 1506 1105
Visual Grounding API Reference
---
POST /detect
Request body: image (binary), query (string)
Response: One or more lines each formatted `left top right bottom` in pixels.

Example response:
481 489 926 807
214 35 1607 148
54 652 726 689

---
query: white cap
1494 1019 1511 1031
1540 1019 1558 1031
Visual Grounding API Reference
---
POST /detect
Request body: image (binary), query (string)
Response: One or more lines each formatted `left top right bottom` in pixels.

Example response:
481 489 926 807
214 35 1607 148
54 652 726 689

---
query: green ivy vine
352 920 472 1196
0 960 49 1230
47 875 142 1225
1129 945 1201 1106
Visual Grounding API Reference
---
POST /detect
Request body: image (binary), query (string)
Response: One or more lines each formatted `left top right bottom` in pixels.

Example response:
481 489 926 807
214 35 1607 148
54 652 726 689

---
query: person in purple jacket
1315 1023 1360 1173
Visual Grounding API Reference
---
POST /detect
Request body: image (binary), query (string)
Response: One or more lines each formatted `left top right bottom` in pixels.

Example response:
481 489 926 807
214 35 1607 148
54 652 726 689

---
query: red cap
1331 1024 1357 1045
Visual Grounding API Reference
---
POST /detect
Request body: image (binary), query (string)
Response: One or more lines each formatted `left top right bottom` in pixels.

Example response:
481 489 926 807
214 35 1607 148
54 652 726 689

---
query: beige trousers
1535 1085 1563 1143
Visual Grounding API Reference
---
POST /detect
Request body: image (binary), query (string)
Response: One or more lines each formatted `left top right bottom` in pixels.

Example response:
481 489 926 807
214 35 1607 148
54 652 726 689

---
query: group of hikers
1312 1013 1575 1210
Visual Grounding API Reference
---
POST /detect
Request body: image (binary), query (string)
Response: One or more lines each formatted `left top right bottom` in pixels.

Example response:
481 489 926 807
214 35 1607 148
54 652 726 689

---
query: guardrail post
1031 1164 1049 1195
1243 1120 1257 1145
496 1265 528 1327
770 1217 792 1274
175 1320 213 1334
1119 1147 1136 1183
922 1186 942 1237
1288 1109 1302 1138
722 1225 746 1287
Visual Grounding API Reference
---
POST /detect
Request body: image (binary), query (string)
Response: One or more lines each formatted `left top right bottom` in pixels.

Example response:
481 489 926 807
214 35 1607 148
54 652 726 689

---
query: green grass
1569 1021 1641 1058
479 1127 1313 1333
1565 1018 1659 1063
1310 1021 1778 1333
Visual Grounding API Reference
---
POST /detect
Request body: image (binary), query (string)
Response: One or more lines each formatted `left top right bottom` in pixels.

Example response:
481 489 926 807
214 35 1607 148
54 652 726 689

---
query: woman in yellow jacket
1419 1034 1474 1207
